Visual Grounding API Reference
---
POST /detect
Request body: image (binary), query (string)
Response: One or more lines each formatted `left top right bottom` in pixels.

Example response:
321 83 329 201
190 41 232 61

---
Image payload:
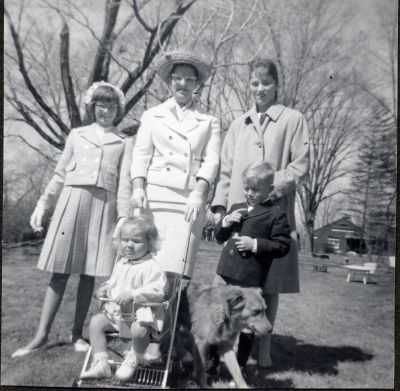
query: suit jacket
37 124 132 217
131 98 221 189
215 201 291 287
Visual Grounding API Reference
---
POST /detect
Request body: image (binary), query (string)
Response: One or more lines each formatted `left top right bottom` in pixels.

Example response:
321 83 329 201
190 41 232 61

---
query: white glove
184 190 204 222
113 217 127 241
30 207 47 232
130 187 147 208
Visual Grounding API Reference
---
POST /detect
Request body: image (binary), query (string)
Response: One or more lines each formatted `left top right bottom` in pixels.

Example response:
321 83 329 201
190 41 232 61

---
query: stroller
75 213 191 389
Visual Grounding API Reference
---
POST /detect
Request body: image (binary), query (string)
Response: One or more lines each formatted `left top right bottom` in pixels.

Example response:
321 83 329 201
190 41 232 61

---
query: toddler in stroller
80 215 167 382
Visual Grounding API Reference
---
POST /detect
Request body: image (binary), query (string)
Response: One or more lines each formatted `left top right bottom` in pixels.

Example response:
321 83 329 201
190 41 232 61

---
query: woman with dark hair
211 58 310 370
130 50 221 279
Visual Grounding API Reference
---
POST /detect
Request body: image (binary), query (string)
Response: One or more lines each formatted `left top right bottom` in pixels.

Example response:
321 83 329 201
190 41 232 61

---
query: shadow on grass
250 334 373 383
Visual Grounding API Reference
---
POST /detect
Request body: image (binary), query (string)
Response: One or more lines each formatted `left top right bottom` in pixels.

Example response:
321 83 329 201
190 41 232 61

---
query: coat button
166 167 171 171
184 153 188 157
229 249 234 255
169 135 173 140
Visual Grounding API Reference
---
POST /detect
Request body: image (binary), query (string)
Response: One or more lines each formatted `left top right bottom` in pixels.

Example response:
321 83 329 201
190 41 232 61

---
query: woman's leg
23 273 70 350
258 293 279 367
71 274 95 340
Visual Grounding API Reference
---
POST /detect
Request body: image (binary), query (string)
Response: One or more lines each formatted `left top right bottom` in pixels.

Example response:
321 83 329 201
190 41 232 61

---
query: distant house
313 217 365 254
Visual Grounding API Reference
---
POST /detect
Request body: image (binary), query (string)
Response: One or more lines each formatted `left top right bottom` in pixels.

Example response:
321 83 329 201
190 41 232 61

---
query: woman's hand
233 235 255 252
184 189 204 222
30 207 46 232
113 217 127 241
130 187 147 208
114 292 134 306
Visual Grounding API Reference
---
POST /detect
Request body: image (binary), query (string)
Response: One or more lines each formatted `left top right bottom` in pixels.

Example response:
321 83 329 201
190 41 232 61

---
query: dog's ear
226 287 245 313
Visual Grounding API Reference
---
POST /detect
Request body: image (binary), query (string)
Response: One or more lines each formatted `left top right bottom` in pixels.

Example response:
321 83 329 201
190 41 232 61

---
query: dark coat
215 201 291 287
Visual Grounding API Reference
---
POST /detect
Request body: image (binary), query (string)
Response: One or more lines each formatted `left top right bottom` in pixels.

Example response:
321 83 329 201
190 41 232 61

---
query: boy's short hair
119 215 161 254
242 161 274 187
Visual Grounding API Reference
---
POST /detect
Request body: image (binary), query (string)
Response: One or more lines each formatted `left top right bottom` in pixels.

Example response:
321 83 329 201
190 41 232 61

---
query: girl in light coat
211 59 310 369
12 82 132 358
131 50 221 278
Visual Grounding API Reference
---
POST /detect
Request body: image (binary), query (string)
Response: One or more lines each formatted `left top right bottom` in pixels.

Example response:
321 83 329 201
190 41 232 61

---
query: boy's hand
224 208 247 227
233 235 255 252
114 292 134 306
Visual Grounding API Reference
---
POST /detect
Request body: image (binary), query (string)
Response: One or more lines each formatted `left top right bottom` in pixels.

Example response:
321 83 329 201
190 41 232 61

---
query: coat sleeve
256 210 291 258
196 116 222 185
273 113 309 199
214 204 237 242
210 123 236 212
131 265 167 303
130 111 154 180
117 137 135 218
36 129 75 209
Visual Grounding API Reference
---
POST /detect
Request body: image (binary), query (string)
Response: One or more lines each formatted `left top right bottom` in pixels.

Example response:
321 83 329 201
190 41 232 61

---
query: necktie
260 113 267 125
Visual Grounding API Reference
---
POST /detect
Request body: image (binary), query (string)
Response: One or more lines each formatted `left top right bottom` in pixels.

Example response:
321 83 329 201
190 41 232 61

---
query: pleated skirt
37 185 117 277
140 184 205 278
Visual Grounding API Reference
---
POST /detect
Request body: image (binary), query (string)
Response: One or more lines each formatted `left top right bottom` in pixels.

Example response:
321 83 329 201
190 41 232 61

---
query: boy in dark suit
213 161 291 369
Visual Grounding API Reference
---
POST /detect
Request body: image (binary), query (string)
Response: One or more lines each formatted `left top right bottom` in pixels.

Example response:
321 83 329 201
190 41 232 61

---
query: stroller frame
76 218 192 389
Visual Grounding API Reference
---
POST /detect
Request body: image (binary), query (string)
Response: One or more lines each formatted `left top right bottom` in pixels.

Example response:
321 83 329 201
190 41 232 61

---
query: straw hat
157 50 211 85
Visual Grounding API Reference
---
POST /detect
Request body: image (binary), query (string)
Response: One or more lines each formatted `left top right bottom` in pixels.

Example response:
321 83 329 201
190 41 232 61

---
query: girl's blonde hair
118 215 161 254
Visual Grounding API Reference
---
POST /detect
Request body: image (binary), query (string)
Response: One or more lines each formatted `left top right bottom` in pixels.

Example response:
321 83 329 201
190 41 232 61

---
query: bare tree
5 0 197 155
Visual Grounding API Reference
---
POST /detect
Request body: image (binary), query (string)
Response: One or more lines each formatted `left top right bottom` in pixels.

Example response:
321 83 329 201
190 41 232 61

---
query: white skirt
141 184 205 278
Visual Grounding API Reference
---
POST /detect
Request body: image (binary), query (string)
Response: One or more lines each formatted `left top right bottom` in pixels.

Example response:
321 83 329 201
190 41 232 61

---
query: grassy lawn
1 242 395 388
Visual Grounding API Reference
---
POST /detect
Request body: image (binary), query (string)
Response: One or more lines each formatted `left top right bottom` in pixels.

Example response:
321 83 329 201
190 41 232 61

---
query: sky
4 0 397 157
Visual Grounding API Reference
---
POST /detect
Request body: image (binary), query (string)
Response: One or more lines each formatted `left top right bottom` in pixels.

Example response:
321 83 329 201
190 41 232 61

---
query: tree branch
5 8 70 137
60 19 81 128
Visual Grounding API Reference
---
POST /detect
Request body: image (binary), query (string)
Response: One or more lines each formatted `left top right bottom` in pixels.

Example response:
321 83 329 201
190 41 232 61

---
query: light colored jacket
131 98 221 189
100 254 167 332
212 104 309 226
37 124 132 218
211 104 309 293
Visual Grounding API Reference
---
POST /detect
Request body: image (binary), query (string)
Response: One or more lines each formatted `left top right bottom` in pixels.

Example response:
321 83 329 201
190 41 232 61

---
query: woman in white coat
130 50 221 278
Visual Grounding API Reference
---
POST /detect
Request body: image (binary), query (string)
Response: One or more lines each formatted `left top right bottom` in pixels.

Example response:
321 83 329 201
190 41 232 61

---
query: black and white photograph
2 0 397 388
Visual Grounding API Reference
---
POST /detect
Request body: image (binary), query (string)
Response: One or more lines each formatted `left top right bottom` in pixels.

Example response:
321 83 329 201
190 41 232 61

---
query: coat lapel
99 130 125 145
79 126 101 146
155 99 190 138
181 110 205 133
243 201 272 220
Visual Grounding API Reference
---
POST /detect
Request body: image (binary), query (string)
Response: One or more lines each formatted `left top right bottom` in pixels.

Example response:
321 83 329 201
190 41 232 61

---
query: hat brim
157 51 211 85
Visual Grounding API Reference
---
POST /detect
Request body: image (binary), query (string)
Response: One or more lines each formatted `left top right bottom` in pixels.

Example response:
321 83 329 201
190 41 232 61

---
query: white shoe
115 349 140 382
143 343 162 364
70 335 90 352
80 354 111 379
